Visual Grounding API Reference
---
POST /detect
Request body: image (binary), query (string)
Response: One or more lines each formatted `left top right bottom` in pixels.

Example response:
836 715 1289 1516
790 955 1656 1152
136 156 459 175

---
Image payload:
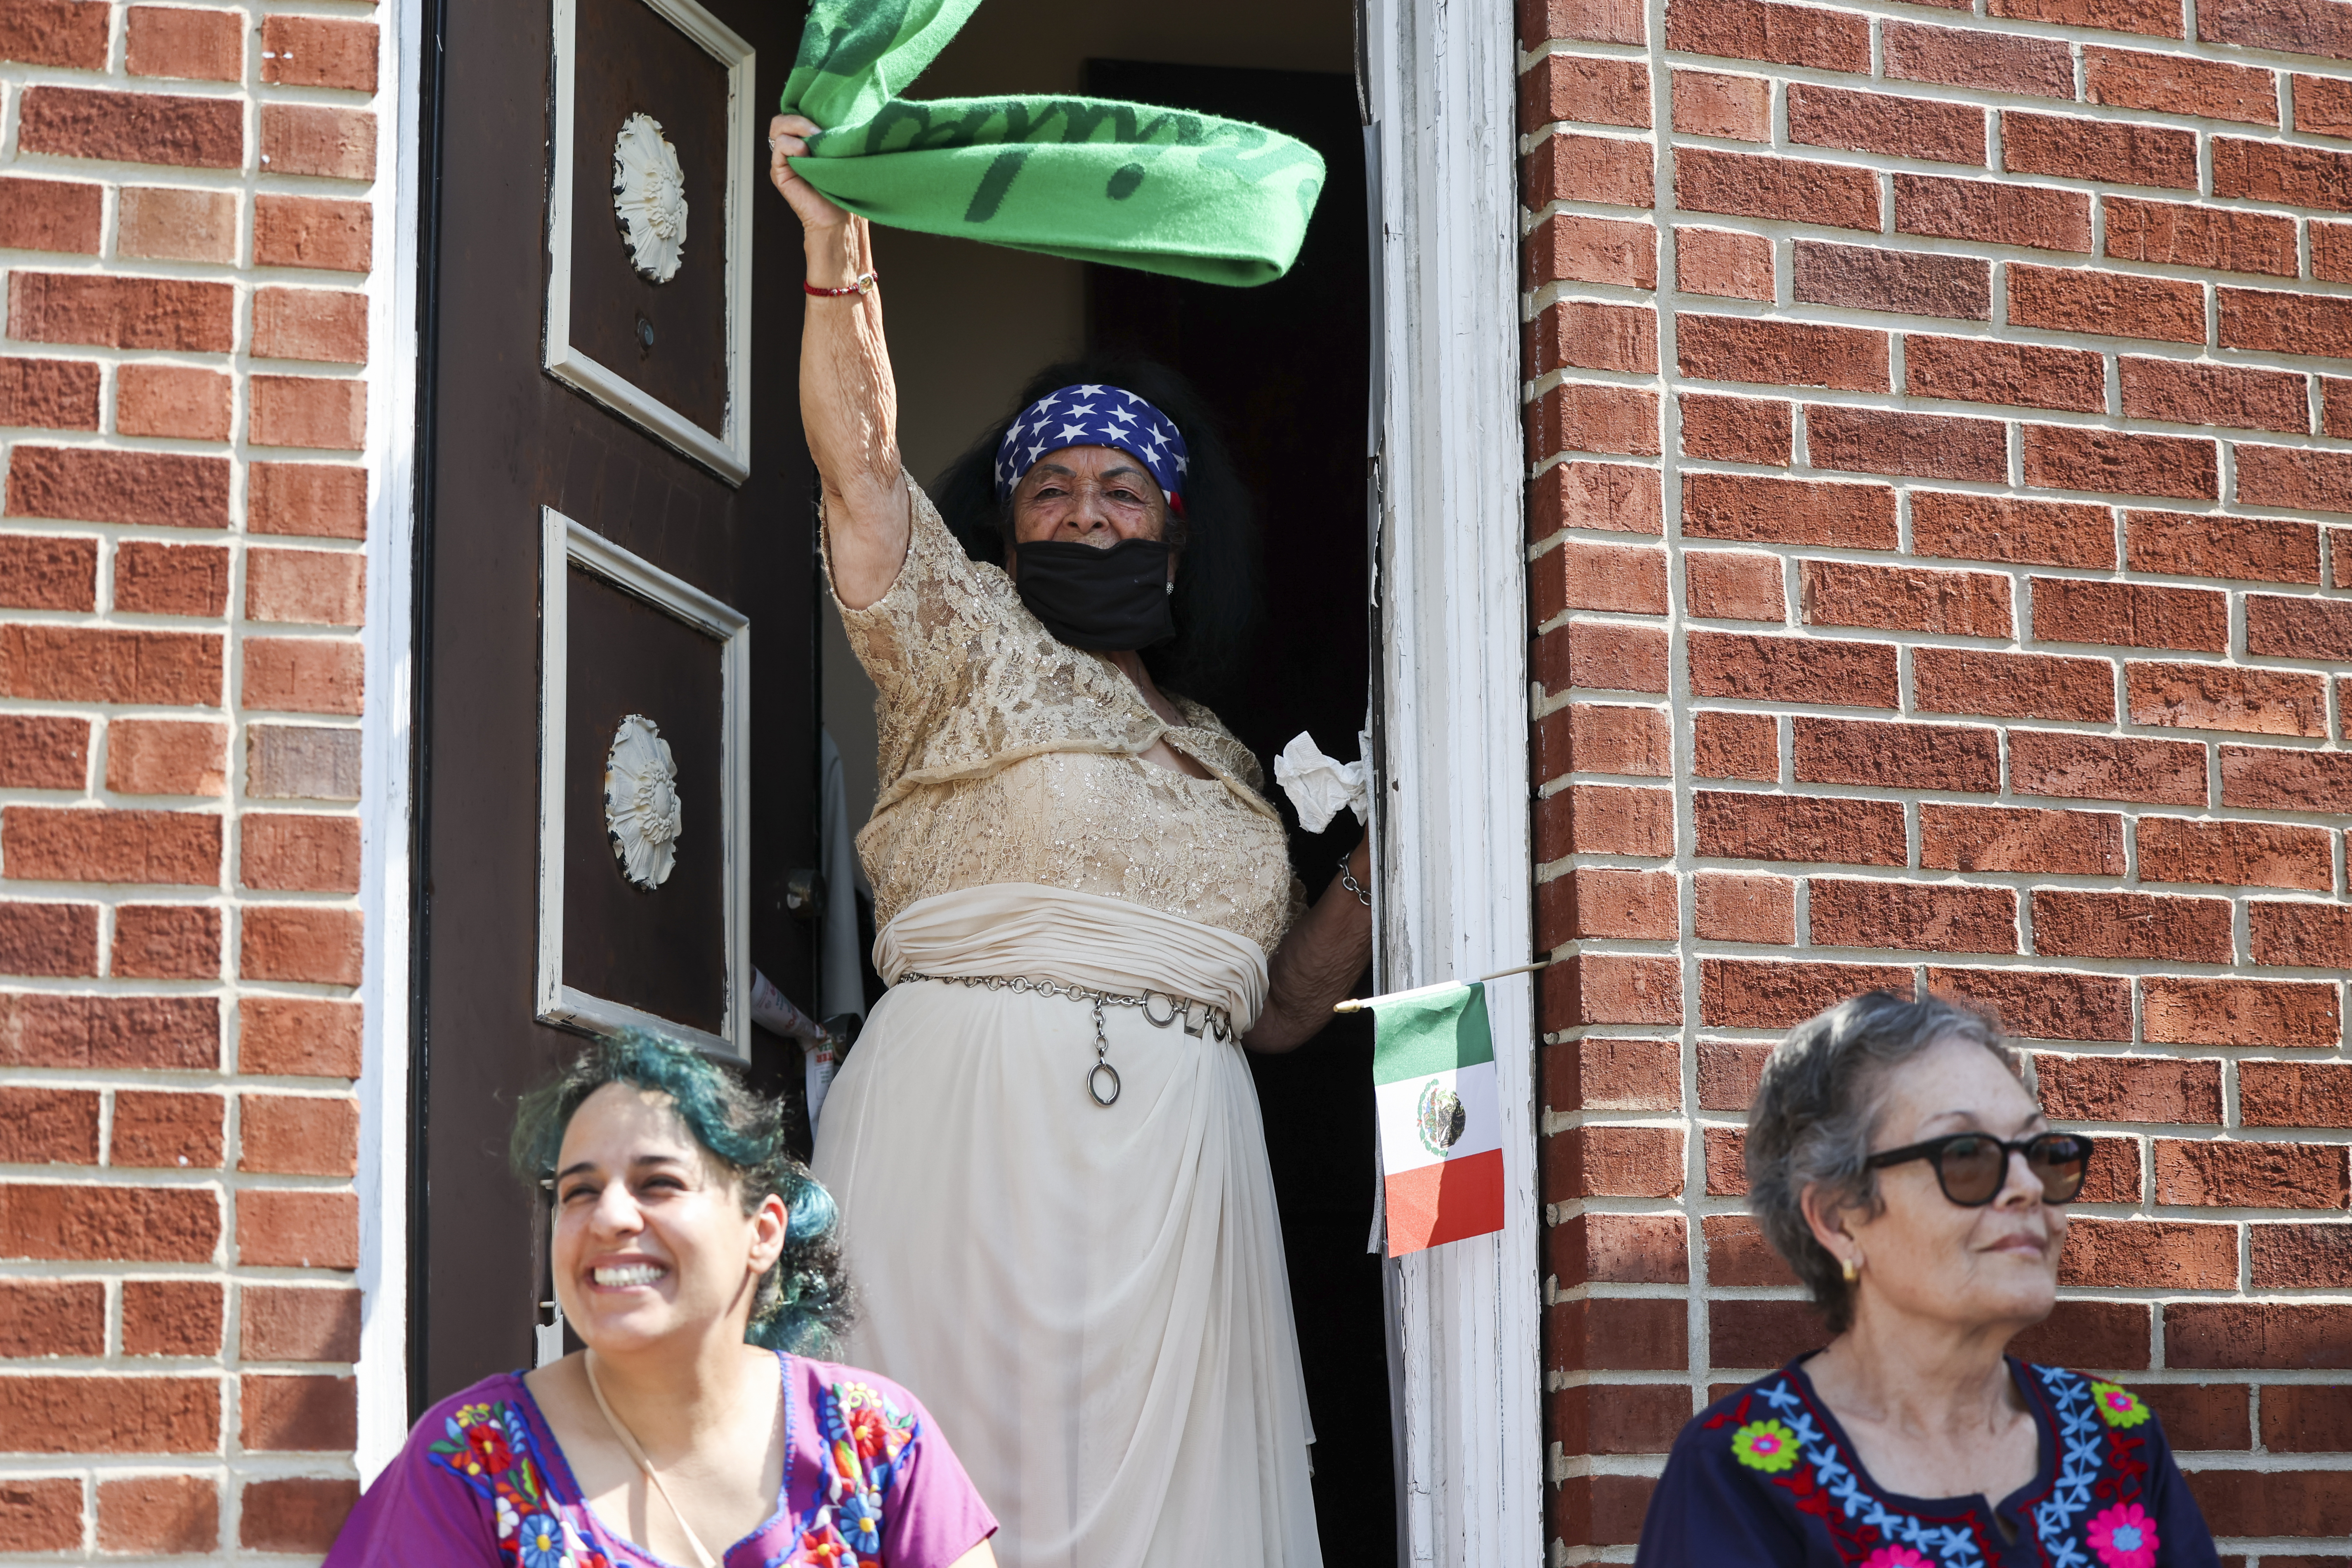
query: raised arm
769 114 909 610
1244 833 1374 1053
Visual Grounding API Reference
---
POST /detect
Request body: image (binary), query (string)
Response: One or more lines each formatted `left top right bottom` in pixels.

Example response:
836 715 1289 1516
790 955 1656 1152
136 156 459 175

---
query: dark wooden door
1084 60 1391 1566
410 0 817 1412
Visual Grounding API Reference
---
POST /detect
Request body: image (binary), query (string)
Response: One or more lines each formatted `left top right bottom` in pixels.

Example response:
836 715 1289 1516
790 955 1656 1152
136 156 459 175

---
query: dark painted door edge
403 0 450 1428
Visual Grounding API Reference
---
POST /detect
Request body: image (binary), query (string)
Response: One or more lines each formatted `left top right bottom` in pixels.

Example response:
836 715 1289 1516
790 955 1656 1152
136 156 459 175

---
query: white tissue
1273 731 1370 834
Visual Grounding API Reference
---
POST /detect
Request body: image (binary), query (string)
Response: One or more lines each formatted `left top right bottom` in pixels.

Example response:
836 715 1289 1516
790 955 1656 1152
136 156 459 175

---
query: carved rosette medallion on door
547 0 754 481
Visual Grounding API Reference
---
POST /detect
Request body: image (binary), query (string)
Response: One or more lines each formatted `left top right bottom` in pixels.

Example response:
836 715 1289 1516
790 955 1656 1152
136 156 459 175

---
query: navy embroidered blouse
1634 1356 2219 1568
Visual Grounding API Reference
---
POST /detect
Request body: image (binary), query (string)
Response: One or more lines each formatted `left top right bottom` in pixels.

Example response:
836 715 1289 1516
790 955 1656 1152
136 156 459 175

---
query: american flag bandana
992 384 1190 514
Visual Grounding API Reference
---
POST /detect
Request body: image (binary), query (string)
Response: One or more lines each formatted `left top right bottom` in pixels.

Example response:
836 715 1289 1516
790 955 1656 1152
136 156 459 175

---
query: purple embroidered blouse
325 1352 997 1568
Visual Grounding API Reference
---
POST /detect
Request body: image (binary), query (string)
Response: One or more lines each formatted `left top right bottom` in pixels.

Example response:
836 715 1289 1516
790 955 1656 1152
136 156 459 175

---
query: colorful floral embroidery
2028 1366 2157 1568
427 1400 614 1568
1711 1378 1994 1568
774 1383 919 1568
2089 1382 2151 1429
778 1513 855 1567
2087 1501 2160 1568
1707 1364 2169 1568
1731 1419 1802 1473
1859 1546 1936 1568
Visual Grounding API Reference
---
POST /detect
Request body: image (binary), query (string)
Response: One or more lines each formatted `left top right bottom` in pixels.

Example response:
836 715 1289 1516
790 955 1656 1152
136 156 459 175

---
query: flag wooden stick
1332 958 1554 1013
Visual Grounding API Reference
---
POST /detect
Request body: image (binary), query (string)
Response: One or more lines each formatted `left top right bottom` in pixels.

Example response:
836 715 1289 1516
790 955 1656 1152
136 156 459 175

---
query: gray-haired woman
1636 991 2219 1568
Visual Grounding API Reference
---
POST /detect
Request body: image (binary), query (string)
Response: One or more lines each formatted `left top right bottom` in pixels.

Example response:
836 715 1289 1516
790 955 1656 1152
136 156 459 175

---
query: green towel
779 0 1326 287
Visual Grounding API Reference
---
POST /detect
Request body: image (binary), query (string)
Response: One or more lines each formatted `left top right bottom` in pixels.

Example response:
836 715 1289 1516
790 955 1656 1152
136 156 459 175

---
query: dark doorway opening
1085 59 1391 1566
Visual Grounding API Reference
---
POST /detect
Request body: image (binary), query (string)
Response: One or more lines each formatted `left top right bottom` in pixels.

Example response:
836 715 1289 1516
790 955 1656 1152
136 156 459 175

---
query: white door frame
352 0 427 1482
1364 1 1547 1563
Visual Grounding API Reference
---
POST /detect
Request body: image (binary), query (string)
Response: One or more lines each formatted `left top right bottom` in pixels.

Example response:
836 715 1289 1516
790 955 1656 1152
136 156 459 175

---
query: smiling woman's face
1820 1038 2066 1336
549 1082 783 1355
1010 444 1169 550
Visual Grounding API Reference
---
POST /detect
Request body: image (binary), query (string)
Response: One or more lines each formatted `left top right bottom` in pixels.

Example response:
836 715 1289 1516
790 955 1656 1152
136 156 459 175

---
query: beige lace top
831 478 1304 957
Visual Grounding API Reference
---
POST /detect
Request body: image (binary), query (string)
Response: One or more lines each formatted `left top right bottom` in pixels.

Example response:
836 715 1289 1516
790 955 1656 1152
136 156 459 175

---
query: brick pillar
0 0 379 1557
1523 0 2352 1557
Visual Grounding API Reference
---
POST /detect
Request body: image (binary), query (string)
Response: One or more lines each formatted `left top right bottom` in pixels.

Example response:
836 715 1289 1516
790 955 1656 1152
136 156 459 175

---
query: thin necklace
581 1351 720 1568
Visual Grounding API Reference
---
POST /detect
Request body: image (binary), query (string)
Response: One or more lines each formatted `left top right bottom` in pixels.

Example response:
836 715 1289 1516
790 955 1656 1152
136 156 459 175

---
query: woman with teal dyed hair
324 1032 999 1568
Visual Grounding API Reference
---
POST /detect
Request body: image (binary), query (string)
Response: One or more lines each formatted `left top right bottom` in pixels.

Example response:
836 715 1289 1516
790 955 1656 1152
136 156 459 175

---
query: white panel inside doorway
1364 0 1546 1562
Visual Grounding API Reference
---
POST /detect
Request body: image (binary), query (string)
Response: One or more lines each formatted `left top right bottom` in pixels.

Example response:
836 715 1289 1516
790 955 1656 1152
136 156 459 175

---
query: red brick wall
1522 0 2352 1556
0 0 378 1556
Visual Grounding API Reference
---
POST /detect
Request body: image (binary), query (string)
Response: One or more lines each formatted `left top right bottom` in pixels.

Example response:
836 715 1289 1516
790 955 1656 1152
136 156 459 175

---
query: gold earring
1841 1255 1861 1284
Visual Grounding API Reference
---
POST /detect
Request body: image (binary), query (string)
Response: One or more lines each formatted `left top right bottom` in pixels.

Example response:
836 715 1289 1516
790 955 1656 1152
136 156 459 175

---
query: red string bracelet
803 270 879 297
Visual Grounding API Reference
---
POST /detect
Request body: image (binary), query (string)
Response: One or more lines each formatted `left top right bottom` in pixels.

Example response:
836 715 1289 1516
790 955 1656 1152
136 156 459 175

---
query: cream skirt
810 883 1321 1568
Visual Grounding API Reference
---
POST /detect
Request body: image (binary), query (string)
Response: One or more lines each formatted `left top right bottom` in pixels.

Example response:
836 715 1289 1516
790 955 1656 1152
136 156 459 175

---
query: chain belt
895 971 1235 1107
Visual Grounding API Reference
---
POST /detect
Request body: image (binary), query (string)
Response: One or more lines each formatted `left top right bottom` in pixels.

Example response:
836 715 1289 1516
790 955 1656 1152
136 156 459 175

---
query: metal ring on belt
895 971 1235 1107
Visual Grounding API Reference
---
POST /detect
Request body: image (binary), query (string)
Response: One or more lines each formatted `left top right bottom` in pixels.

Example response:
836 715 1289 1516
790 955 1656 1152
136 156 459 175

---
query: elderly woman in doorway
767 112 1373 1568
325 1033 998 1568
1636 992 2219 1568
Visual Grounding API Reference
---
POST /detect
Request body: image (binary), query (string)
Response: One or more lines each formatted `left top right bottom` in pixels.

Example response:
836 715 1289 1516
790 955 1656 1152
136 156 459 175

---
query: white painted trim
1364 0 1546 1562
353 0 428 1485
545 0 756 484
535 508 753 1060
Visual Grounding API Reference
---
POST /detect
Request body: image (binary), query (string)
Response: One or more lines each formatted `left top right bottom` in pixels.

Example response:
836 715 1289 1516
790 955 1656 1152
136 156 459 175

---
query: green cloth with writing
779 0 1326 286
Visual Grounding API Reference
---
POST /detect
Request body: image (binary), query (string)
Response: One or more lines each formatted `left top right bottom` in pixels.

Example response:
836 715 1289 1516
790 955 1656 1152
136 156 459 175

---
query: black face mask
1013 538 1175 652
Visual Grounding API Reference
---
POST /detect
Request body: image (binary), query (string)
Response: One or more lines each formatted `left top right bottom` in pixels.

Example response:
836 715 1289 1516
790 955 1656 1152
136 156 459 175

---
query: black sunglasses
1865 1131 2093 1207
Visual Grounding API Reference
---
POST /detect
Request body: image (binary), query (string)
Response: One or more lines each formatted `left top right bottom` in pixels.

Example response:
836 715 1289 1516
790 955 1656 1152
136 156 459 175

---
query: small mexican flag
1370 980 1506 1257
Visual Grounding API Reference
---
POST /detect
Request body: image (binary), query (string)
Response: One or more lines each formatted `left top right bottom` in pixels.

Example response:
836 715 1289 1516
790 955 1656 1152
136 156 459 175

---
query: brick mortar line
1517 161 2352 239
1520 257 2352 335
0 881 362 901
1652 1028 2341 1053
0 1080 353 1103
0 1456 362 1475
1573 926 2349 967
1523 20 2352 79
0 489 347 538
2 156 381 211
0 612 369 633
0 268 372 306
1545 709 2352 756
1519 155 2352 249
1554 742 2339 776
0 1168 352 1188
0 1074 359 1098
1516 198 2352 267
1530 520 2329 575
1599 1108 2349 1142
1528 440 2352 516
1525 362 2352 432
1524 364 2352 437
0 1357 359 1370
1637 0 1723 1424
2 252 381 289
0 1262 353 1282
1528 24 2352 90
1582 1270 2352 1297
1537 557 2352 605
1521 83 2352 166
1547 652 2352 692
0 697 359 718
0 357 375 393
1528 285 2352 353
0 972 357 992
3 439 373 473
0 174 378 223
0 64 377 108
